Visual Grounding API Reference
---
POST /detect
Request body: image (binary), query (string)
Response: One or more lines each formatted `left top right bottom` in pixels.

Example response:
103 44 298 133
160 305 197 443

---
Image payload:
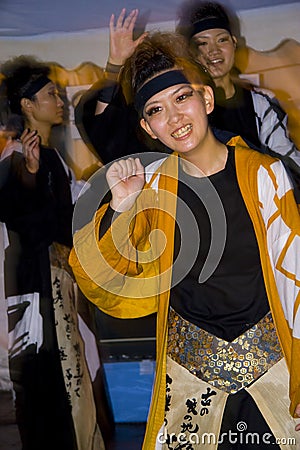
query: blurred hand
21 128 40 174
0 137 22 161
108 8 148 66
106 157 145 212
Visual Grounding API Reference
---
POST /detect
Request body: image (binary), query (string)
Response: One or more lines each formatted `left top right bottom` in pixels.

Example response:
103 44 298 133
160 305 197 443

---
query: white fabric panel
0 223 12 391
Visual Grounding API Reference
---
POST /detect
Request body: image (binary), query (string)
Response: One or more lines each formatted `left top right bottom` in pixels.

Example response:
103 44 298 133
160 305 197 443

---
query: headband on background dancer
20 75 51 99
6 74 52 115
134 70 191 116
188 16 232 39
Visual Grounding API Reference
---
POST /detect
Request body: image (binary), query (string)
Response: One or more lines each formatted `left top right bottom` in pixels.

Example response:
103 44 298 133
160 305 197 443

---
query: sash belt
167 307 283 394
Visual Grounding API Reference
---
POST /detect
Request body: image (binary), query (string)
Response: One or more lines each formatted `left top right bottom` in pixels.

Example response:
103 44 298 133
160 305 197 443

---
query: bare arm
95 8 147 116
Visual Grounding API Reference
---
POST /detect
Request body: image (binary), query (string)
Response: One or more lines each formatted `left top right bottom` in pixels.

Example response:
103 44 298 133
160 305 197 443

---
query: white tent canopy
1 0 298 37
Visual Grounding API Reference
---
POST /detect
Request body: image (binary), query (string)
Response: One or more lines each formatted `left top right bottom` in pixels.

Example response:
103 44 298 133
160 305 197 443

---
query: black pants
218 389 280 449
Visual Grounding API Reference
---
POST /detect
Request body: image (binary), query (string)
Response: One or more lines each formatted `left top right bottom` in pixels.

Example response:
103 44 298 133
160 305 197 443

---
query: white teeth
210 59 222 64
172 124 192 138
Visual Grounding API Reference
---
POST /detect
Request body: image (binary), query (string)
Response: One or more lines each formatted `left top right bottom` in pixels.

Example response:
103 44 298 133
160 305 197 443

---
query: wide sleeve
256 157 300 417
0 152 59 247
252 91 300 188
235 146 300 417
69 194 159 319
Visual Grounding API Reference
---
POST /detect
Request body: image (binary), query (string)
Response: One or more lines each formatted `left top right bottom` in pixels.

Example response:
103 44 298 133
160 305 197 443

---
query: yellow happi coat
69 137 300 449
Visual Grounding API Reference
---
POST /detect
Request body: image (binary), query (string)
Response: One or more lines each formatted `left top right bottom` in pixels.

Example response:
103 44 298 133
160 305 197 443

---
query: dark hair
5 114 24 139
122 31 211 98
0 55 51 115
176 1 238 40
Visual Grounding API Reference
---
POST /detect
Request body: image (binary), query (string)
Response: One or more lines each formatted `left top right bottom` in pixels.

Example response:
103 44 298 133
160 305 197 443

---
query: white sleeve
252 90 300 172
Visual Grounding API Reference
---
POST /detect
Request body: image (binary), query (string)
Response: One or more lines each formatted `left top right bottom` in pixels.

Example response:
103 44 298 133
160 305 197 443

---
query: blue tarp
104 360 155 423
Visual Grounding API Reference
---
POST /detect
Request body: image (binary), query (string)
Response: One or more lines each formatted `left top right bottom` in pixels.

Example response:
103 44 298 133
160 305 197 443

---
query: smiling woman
175 0 300 194
137 73 216 164
69 31 300 449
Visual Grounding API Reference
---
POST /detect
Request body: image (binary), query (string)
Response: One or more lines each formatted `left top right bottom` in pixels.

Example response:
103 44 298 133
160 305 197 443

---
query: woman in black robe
0 56 104 450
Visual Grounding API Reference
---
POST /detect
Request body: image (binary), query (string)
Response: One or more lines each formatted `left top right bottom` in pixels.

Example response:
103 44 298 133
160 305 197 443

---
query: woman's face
192 28 236 81
140 81 214 156
30 82 64 126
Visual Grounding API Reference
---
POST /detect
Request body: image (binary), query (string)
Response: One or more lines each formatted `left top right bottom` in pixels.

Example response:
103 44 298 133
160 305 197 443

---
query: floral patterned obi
167 307 283 394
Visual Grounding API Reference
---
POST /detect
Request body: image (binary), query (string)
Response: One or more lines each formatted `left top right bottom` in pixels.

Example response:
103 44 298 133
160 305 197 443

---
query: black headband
21 75 52 99
134 70 191 115
189 17 231 39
